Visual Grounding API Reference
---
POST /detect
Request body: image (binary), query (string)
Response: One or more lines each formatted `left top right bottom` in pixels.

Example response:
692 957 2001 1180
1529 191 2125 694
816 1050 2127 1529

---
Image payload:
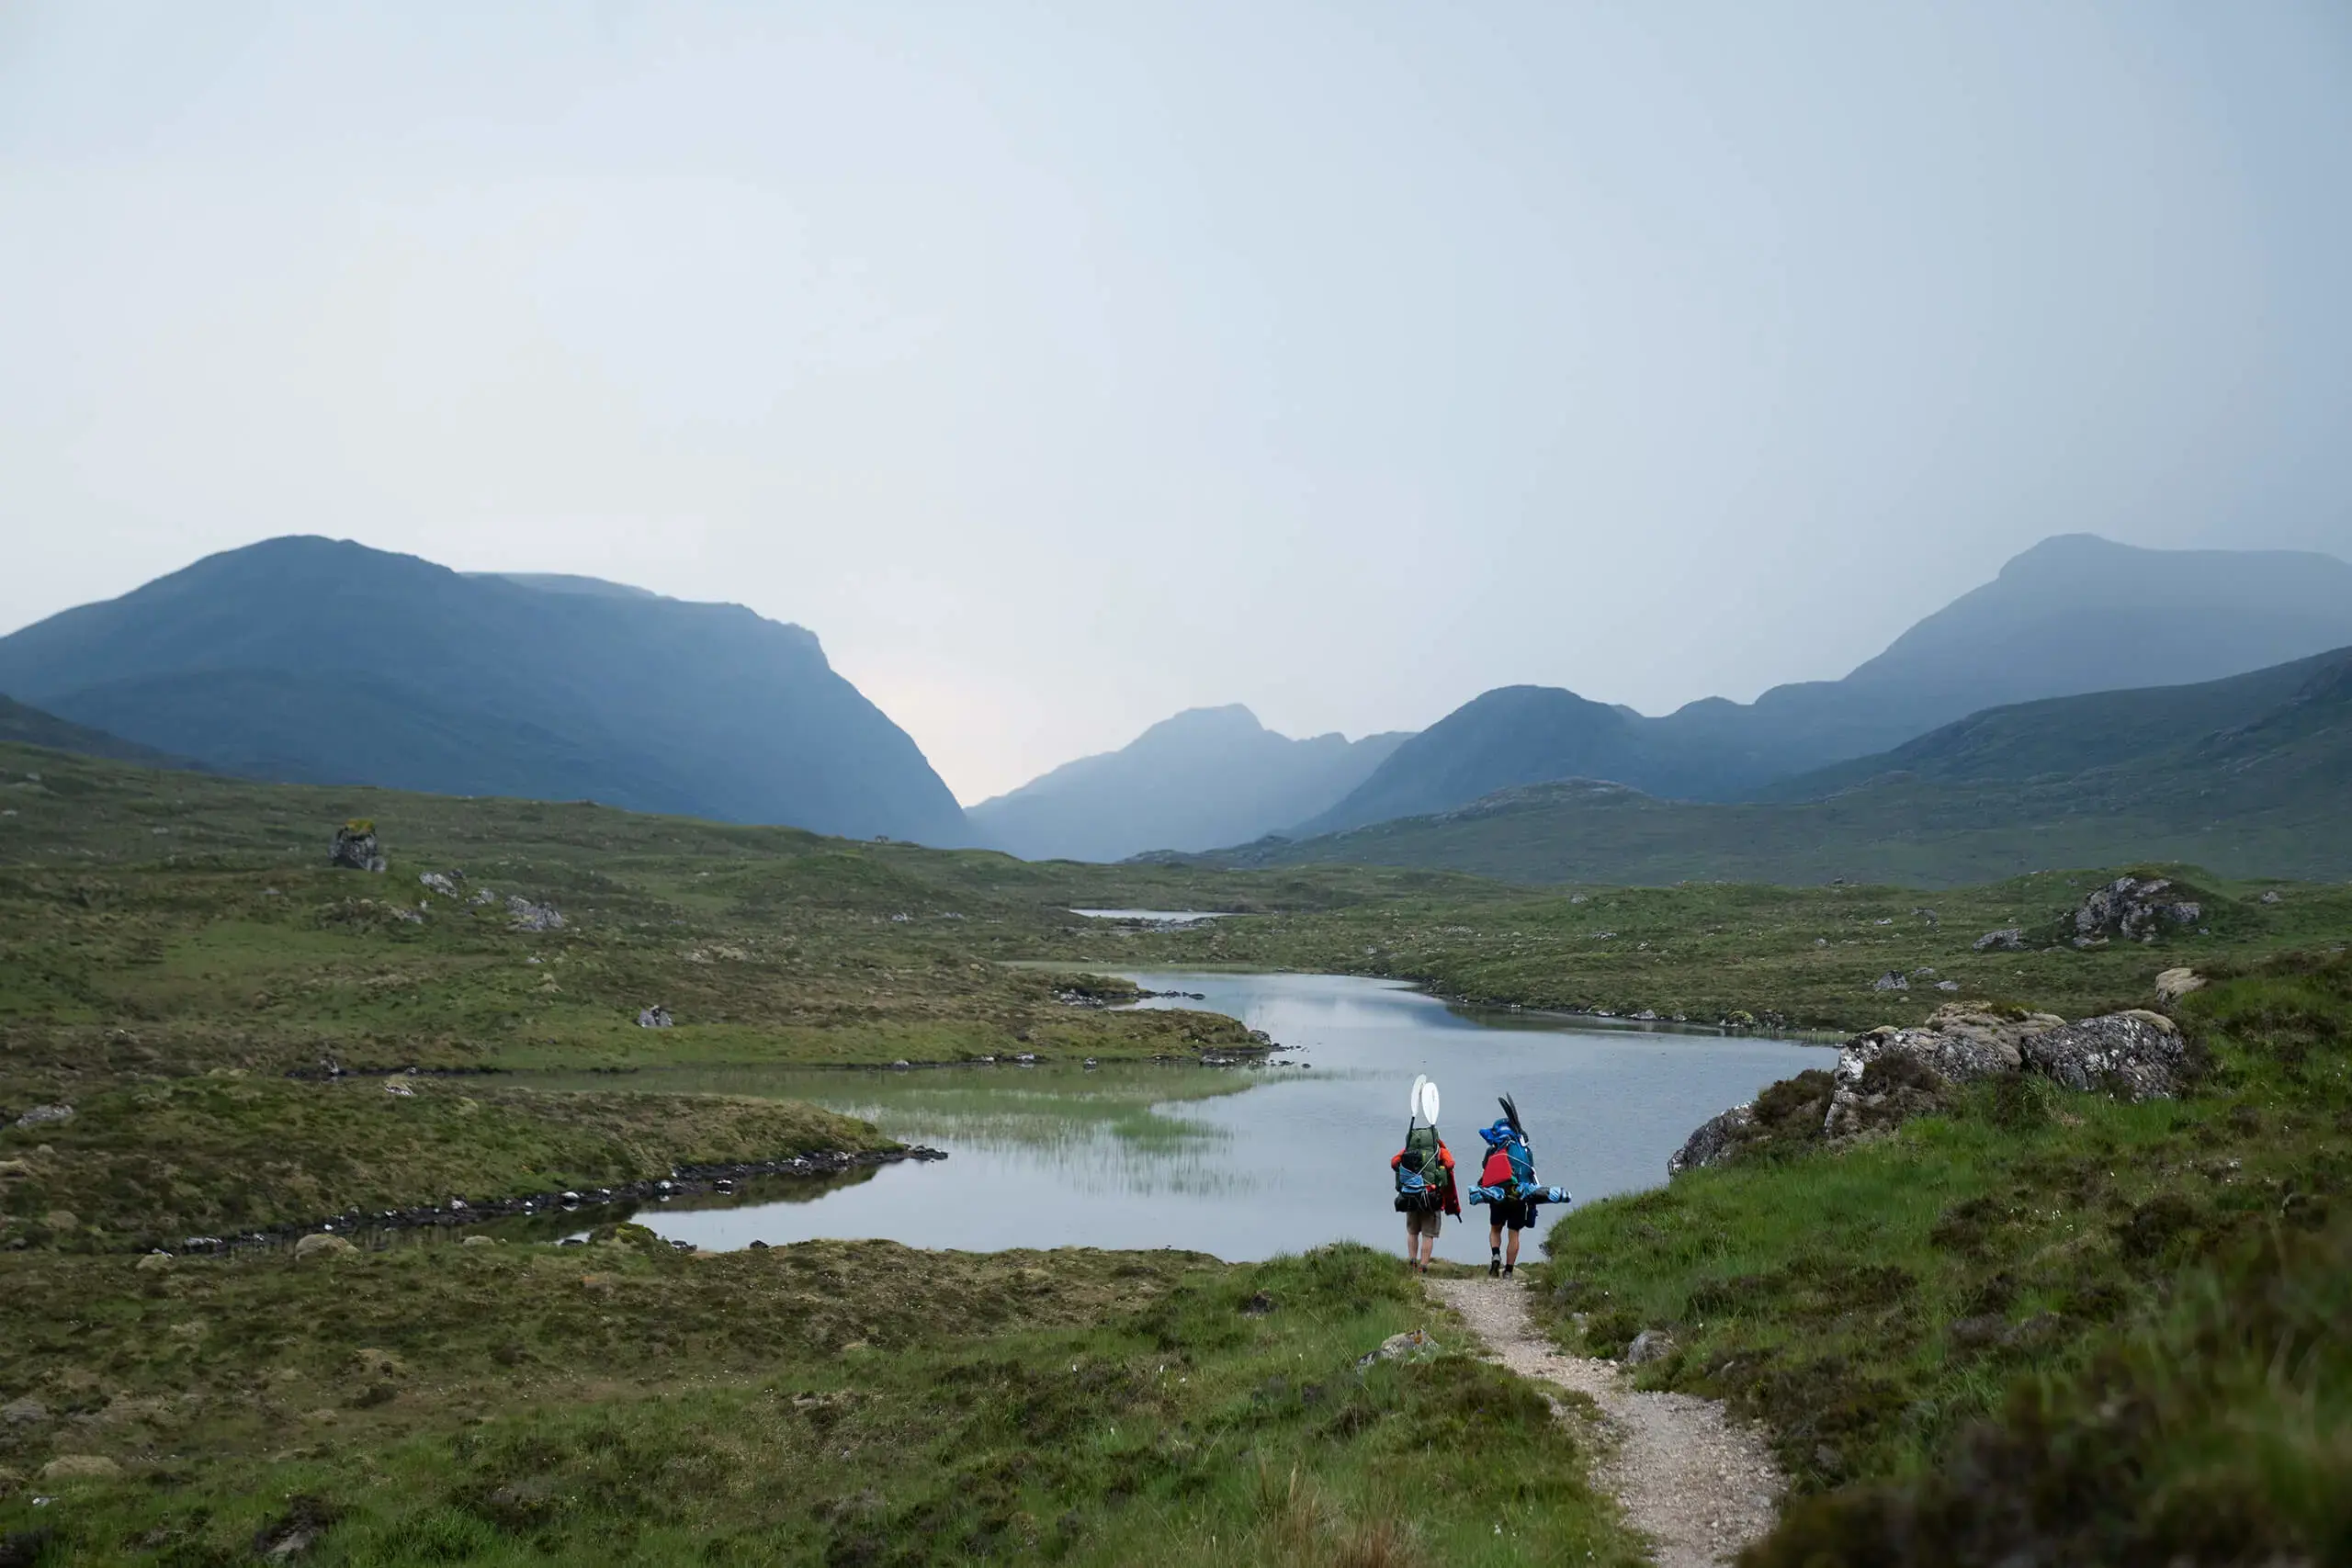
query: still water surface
517 973 1835 1264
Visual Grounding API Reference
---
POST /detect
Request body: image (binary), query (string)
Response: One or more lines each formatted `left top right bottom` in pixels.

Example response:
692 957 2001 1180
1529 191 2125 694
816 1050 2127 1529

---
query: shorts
1488 1200 1534 1232
1405 1208 1444 1238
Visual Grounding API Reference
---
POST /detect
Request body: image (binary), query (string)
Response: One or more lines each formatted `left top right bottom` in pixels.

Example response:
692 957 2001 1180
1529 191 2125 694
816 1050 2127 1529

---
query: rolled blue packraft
1469 1184 1571 1207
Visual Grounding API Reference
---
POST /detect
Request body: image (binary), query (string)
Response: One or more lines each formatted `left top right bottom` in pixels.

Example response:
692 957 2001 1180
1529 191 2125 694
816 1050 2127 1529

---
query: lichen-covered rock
2069 876 2200 945
507 896 565 931
1624 1329 1676 1365
636 1005 673 1029
330 820 386 873
418 870 462 897
14 1103 73 1129
2023 1010 2191 1100
1973 927 2027 952
1668 1068 1839 1177
1836 1006 2060 1089
1871 971 1908 991
1357 1328 1440 1368
1668 1103 1757 1176
1823 1006 2064 1142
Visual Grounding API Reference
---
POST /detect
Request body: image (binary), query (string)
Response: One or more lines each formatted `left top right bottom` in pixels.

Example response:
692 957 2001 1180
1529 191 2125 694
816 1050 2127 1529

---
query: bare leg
1404 1220 1419 1261
1505 1228 1522 1268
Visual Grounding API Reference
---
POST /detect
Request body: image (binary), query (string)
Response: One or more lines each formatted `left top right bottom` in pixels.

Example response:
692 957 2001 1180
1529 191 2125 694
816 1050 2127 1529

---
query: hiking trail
1428 1277 1783 1568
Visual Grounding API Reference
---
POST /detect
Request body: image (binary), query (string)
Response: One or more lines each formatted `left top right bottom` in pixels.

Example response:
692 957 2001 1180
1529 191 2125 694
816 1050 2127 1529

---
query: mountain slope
1294 686 1735 837
0 536 970 844
1190 646 2352 887
0 694 195 769
1306 536 2352 832
967 705 1408 862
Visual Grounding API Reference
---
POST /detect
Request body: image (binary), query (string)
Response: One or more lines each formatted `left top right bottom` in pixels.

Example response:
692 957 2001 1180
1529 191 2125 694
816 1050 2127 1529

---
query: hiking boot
1503 1262 1515 1278
1488 1258 1501 1278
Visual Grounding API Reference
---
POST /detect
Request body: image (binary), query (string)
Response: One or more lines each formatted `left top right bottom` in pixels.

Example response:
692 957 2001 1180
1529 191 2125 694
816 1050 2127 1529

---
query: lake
514 972 1838 1264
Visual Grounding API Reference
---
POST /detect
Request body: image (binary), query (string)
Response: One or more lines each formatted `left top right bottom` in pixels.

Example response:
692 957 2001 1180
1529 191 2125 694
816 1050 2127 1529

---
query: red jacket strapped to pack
1391 1141 1463 1217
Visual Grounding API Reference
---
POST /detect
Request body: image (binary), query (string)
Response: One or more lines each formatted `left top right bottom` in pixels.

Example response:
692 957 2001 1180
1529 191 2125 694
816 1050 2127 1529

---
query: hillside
1198 645 2352 886
1294 685 1738 836
0 693 193 769
968 705 1409 862
0 536 971 845
1306 536 2352 833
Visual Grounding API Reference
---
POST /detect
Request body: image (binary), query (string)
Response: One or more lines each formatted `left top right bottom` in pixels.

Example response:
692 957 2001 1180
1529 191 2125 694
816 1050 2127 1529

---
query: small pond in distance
511 972 1837 1264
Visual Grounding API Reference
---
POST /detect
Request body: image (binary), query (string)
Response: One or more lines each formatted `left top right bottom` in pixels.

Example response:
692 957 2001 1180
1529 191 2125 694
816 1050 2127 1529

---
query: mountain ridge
968 704 1409 862
1301 535 2352 834
0 536 970 844
1168 643 2352 887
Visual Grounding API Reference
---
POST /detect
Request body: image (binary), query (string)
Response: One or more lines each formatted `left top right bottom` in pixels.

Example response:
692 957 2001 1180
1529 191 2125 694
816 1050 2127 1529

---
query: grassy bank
0 1238 1637 1566
0 1079 884 1250
1535 949 2352 1563
1136 868 2352 1031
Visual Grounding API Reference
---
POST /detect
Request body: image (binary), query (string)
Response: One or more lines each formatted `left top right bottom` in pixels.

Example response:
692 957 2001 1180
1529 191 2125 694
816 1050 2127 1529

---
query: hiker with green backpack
1390 1075 1459 1272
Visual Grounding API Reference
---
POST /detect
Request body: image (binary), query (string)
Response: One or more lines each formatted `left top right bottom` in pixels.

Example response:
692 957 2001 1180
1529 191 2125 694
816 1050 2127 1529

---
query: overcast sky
4 3 2348 803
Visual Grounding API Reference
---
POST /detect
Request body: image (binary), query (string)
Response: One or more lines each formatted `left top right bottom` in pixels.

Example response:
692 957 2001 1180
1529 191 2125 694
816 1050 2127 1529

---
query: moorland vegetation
2 740 2346 1563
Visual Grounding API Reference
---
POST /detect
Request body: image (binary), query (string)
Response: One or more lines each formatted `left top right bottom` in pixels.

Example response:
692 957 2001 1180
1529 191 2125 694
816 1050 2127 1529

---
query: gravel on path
1429 1277 1783 1568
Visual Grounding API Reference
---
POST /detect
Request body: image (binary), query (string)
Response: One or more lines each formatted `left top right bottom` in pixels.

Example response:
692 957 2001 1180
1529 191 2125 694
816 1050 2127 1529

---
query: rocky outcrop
1973 928 2027 953
506 896 564 932
1668 1104 1758 1176
636 1005 673 1029
1668 1069 1838 1175
2068 875 2200 946
14 1103 73 1129
2021 1010 2190 1100
1825 1006 2064 1141
330 820 386 873
1668 1000 2199 1177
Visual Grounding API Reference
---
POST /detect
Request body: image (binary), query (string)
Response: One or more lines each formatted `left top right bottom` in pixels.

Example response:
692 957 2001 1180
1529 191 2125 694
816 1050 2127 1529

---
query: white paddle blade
1419 1081 1441 1124
1408 1074 1429 1123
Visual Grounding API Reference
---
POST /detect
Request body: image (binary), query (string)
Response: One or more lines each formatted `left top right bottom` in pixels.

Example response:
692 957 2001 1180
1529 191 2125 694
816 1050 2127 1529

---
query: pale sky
4 2 2348 804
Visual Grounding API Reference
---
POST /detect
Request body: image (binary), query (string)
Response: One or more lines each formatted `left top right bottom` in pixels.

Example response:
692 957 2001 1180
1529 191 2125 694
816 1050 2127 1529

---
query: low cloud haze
4 2 2348 802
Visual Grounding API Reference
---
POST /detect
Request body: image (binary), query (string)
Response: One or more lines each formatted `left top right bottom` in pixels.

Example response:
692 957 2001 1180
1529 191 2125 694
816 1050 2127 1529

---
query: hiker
1391 1076 1459 1272
1470 1095 1572 1278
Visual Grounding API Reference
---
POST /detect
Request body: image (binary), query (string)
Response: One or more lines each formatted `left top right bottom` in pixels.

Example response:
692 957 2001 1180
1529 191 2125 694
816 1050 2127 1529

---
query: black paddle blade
1498 1094 1525 1137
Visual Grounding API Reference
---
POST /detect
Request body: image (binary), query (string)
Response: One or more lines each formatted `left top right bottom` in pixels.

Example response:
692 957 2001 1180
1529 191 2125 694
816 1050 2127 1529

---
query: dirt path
1428 1277 1783 1568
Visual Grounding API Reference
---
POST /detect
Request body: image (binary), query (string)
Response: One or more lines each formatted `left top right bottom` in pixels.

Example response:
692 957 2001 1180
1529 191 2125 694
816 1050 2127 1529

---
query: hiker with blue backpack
1469 1095 1572 1278
1390 1075 1459 1272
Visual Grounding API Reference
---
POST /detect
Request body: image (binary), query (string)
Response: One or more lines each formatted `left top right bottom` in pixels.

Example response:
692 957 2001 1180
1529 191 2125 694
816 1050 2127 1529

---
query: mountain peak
1135 704 1267 744
0 536 965 844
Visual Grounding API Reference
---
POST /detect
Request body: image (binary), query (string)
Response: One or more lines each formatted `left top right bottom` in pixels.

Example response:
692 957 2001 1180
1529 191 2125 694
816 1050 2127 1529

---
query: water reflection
507 973 1838 1263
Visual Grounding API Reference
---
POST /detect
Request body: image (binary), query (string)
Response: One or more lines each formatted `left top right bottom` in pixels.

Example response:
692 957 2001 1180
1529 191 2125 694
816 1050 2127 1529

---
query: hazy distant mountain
0 536 971 844
1290 685 1747 837
1192 644 2352 887
967 705 1411 862
0 694 194 769
1303 535 2352 833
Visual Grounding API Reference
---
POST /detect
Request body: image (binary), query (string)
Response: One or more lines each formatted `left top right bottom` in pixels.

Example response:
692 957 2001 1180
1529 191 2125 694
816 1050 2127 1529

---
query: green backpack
1394 1123 1447 1213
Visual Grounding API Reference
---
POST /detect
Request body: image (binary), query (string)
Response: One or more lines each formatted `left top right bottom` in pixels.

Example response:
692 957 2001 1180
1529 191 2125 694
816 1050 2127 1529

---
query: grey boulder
2023 1010 2190 1100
